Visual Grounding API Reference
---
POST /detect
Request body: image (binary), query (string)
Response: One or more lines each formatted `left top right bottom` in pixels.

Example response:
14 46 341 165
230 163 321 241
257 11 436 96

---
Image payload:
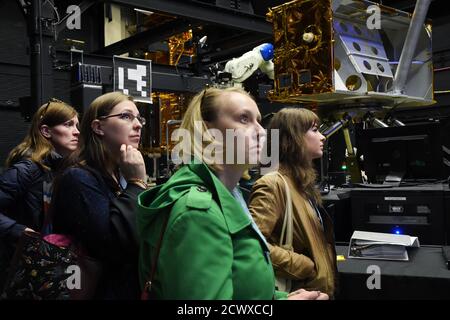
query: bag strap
141 212 170 300
41 177 54 235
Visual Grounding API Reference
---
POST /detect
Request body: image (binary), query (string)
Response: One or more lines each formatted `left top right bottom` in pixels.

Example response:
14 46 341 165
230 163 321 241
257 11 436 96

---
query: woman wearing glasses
52 91 147 299
0 99 79 287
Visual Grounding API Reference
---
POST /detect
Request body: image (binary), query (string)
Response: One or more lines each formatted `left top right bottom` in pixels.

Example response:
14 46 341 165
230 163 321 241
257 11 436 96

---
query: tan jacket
249 172 338 296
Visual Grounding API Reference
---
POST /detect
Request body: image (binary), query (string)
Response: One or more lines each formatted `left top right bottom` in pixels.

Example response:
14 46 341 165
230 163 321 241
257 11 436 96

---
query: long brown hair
268 107 322 204
75 91 134 179
5 99 78 169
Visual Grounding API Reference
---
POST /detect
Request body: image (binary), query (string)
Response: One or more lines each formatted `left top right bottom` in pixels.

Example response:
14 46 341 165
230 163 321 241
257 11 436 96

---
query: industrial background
1 0 450 247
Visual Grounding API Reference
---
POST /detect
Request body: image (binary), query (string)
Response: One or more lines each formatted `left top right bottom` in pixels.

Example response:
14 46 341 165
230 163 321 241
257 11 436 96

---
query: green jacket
137 163 287 300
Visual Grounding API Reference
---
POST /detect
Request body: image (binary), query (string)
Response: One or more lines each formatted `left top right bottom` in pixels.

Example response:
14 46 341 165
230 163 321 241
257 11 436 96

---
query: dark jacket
52 165 144 299
0 160 45 240
0 154 62 240
0 153 61 288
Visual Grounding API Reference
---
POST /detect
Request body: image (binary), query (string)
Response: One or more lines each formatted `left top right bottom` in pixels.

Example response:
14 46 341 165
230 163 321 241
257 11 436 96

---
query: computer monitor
356 123 445 184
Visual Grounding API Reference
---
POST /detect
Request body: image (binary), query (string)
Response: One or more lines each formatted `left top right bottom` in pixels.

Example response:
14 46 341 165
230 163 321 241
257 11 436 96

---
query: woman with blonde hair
137 87 328 300
249 107 338 298
0 99 79 286
52 91 147 299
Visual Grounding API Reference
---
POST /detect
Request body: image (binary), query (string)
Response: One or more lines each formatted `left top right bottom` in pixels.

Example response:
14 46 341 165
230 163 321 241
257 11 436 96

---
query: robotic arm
223 43 274 85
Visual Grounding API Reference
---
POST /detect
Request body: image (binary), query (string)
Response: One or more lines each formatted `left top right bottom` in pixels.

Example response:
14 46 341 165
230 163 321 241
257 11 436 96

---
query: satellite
267 0 434 108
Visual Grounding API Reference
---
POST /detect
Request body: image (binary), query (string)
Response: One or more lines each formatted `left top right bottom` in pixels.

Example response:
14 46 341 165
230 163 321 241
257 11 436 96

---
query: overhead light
198 36 207 48
134 8 154 15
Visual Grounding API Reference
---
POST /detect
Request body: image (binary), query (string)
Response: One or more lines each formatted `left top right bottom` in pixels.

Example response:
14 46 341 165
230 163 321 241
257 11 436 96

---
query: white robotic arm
223 43 274 84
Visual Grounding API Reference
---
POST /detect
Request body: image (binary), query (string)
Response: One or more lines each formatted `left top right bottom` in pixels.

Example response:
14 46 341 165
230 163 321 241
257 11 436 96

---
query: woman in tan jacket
249 108 338 297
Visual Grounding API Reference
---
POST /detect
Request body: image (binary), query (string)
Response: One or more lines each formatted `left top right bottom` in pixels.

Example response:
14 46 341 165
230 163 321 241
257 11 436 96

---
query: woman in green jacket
137 87 328 300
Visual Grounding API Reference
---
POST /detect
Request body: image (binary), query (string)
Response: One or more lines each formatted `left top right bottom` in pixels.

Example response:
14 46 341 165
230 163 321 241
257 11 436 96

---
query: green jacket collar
187 163 251 234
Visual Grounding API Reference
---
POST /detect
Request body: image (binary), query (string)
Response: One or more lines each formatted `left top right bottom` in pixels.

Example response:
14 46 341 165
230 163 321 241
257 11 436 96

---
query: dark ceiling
50 0 450 69
253 0 449 20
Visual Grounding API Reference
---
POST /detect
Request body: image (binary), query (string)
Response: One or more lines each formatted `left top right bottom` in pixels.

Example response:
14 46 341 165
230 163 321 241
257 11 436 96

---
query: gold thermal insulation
267 0 333 103
157 92 189 151
168 30 196 66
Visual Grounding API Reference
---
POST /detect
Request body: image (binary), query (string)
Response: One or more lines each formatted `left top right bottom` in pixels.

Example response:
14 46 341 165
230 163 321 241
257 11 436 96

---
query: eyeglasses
99 112 146 126
40 98 63 120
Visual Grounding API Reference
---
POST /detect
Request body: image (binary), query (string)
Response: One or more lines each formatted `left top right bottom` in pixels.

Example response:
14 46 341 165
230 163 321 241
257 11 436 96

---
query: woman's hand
287 289 329 300
119 144 146 181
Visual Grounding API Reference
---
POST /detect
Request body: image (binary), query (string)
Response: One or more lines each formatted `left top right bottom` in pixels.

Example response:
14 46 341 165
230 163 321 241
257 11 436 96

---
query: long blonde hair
5 99 78 169
179 87 254 172
268 108 322 204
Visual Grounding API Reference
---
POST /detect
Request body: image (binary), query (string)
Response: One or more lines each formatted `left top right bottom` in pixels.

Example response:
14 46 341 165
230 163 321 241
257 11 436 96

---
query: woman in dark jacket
52 92 147 299
0 99 79 286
